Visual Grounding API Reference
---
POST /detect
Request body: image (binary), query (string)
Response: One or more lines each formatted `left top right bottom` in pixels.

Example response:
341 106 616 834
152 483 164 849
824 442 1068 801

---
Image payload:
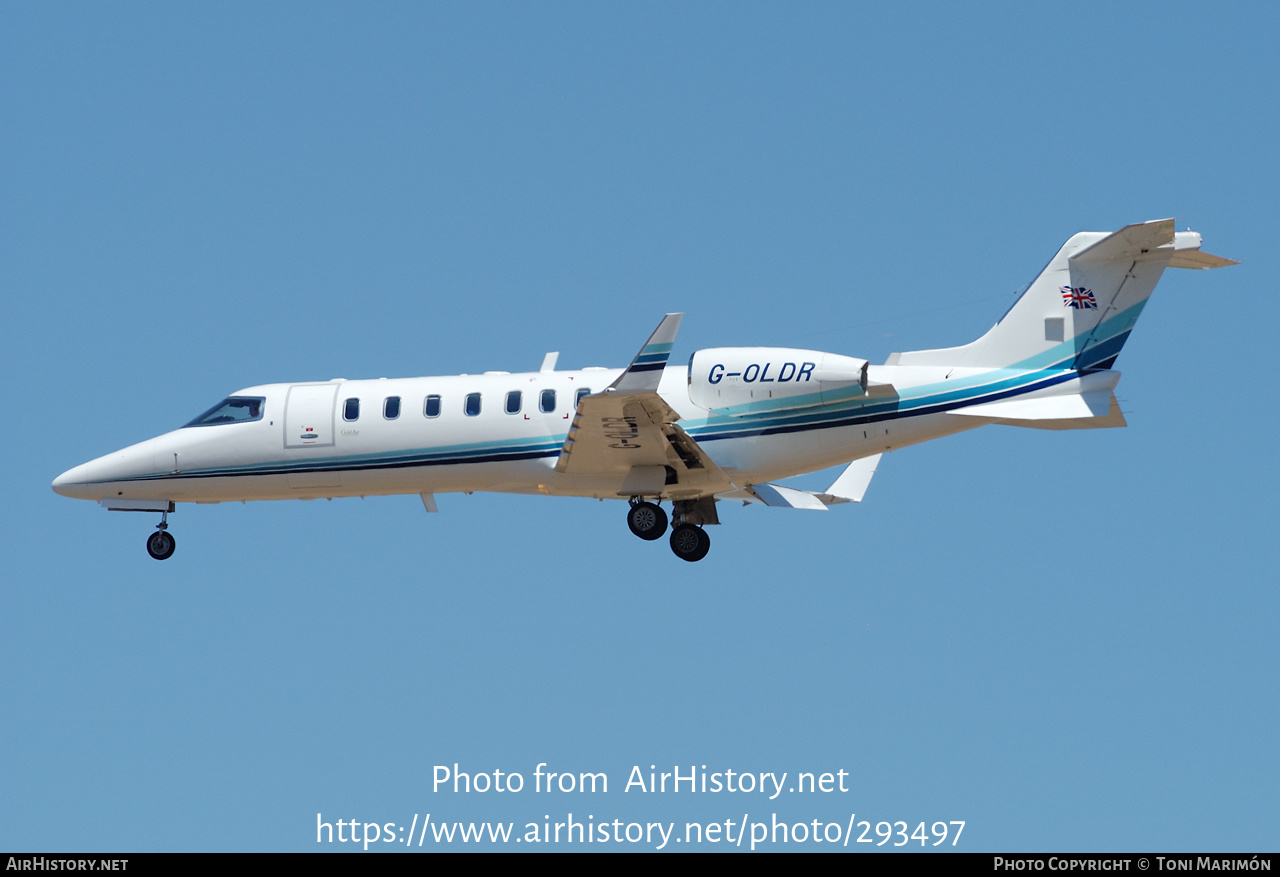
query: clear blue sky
3 2 1275 852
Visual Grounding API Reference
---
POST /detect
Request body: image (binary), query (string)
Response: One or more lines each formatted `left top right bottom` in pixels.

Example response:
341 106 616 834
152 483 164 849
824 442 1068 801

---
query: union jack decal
1061 286 1097 309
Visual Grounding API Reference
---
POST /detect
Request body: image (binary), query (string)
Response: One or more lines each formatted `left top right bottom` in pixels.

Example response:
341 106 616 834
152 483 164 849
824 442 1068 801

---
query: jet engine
687 347 869 415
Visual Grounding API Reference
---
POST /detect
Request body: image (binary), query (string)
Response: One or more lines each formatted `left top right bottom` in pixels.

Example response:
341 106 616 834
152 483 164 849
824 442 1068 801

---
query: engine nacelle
687 347 869 415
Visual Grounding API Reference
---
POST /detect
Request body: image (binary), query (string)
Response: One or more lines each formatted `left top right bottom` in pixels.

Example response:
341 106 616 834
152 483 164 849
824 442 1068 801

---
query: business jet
53 219 1234 562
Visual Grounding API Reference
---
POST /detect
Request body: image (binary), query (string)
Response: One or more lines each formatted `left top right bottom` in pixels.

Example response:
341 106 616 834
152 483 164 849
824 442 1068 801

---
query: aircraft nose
52 462 99 499
53 437 176 501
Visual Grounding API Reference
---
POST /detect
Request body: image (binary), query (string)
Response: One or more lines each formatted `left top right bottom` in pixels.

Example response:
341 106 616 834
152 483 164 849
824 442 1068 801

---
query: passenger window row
340 388 590 422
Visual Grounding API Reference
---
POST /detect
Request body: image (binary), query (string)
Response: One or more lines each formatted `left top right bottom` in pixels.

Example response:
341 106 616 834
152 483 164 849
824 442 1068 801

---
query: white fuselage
52 363 985 506
50 220 1232 564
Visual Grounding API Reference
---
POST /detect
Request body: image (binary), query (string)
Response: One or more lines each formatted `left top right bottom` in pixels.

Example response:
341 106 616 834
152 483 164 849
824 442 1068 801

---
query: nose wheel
145 510 176 560
146 529 176 560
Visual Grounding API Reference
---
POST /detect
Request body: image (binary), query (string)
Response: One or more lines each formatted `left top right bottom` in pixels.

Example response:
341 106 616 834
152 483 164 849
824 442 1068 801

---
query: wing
555 314 735 499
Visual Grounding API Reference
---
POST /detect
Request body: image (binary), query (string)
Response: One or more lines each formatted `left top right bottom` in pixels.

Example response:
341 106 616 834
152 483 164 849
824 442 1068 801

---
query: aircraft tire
669 523 710 562
627 502 668 541
146 530 176 561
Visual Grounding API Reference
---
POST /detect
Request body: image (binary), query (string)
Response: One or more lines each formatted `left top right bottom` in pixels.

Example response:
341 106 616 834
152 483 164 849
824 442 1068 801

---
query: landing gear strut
626 499 668 541
624 497 714 561
669 522 710 562
146 510 176 560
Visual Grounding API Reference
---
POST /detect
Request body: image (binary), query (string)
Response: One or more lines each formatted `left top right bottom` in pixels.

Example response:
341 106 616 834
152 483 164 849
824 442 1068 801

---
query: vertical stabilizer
890 220 1233 371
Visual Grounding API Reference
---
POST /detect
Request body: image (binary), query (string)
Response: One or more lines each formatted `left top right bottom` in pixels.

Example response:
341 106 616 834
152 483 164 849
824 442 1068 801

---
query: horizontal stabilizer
948 370 1122 426
949 390 1112 421
953 392 1127 430
1070 219 1175 263
1071 220 1238 269
1167 249 1239 269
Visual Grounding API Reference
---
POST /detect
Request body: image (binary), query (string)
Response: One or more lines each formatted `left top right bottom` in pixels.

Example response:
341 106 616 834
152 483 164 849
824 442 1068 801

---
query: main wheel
146 530 176 560
627 501 668 541
669 523 710 562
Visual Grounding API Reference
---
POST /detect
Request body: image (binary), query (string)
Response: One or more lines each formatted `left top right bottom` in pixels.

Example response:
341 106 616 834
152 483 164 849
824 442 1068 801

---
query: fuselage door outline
284 383 340 449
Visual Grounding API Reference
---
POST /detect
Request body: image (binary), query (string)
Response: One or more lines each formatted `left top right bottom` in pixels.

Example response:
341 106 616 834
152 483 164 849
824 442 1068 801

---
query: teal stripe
1005 300 1148 371
169 436 568 479
683 366 1081 439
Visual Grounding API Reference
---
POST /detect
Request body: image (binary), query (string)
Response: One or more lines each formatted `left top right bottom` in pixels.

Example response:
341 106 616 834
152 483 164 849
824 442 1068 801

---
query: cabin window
540 389 556 413
575 387 592 407
184 396 266 427
505 390 522 414
343 398 360 421
465 393 482 416
424 395 442 418
384 396 401 419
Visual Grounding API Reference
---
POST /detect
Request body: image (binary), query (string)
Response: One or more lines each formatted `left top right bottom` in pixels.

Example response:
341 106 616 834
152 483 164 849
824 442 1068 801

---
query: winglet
607 313 683 394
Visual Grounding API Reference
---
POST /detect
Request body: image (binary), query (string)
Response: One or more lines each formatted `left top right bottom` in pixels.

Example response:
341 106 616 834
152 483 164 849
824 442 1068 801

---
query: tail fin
890 219 1236 370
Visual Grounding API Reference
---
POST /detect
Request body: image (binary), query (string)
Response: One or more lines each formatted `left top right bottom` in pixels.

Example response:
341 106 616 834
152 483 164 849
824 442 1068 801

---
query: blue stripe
119 436 568 483
687 371 1079 443
978 299 1149 373
1075 329 1131 371
111 350 1117 486
688 363 1076 437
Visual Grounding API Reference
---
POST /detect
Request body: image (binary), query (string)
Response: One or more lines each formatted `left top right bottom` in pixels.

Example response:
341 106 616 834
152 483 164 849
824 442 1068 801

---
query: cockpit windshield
184 396 265 427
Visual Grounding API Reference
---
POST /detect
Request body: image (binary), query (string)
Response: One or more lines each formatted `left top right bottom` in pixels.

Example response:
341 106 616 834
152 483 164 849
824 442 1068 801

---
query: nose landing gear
145 509 176 560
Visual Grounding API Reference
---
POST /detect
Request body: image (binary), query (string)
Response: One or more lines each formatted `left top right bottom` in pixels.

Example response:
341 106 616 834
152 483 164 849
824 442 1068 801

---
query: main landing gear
626 498 711 562
627 500 668 540
668 522 711 563
145 509 176 560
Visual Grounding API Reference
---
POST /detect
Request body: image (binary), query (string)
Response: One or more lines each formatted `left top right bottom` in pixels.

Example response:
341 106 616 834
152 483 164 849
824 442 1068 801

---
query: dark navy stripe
1075 329 1131 371
119 448 562 483
690 371 1080 443
107 369 1096 485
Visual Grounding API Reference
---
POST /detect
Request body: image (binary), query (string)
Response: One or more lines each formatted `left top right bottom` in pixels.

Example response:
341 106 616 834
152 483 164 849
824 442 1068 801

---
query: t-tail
889 218 1236 372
